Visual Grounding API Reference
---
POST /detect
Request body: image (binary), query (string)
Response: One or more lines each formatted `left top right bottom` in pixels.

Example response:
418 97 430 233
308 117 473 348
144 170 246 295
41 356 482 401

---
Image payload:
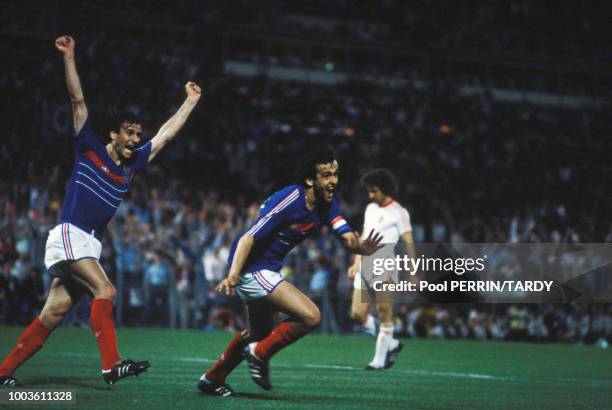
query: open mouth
326 185 336 198
124 143 137 155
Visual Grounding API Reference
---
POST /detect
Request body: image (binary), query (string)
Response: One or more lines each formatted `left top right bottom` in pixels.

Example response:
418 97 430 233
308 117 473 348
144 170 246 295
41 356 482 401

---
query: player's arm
215 187 300 295
55 35 88 133
148 82 202 162
401 231 416 260
341 229 384 256
401 231 418 279
215 233 254 296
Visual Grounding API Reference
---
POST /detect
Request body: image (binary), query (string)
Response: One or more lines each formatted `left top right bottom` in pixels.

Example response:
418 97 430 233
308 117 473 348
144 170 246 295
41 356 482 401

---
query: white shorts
44 223 102 270
353 271 399 290
236 270 284 301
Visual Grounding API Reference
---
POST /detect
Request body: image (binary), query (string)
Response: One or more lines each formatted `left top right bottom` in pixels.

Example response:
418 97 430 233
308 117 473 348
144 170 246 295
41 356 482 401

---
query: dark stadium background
1 0 611 353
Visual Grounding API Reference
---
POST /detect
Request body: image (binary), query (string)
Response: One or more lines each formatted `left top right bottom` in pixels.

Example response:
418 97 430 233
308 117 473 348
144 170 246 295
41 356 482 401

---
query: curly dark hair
294 145 336 185
103 105 140 137
360 168 397 197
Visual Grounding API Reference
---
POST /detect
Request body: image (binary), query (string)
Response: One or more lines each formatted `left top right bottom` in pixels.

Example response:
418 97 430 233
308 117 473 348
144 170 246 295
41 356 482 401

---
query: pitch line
53 352 612 385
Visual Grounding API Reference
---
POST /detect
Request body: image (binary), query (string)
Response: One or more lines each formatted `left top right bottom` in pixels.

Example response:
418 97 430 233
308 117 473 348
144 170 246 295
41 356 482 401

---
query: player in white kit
347 169 416 370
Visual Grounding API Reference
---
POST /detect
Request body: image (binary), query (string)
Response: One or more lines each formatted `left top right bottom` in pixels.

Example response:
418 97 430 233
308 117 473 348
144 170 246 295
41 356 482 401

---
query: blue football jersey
228 184 353 273
59 118 151 240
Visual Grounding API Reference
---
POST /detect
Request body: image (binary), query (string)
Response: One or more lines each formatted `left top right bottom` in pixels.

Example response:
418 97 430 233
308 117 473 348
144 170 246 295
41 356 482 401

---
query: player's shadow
23 376 111 391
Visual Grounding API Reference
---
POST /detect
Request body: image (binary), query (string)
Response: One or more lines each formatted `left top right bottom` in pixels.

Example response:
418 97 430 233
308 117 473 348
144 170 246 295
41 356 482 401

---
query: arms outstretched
55 35 88 133
149 81 202 162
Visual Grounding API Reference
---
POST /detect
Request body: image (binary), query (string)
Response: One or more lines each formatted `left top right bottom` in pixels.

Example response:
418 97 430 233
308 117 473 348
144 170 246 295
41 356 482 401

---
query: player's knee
304 307 321 329
376 304 392 322
40 300 71 329
96 283 116 301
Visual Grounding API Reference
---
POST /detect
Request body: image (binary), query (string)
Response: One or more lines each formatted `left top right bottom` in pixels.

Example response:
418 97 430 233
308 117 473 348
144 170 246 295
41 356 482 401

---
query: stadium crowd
1 17 610 345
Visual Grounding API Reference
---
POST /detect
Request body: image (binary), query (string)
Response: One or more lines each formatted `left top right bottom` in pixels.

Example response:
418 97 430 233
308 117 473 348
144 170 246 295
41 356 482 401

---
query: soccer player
347 169 416 370
0 35 202 387
198 146 383 396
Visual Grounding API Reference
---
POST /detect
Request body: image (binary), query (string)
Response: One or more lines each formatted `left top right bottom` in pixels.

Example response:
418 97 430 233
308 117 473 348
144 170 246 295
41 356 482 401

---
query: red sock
0 317 51 377
206 332 248 383
90 298 121 371
254 321 303 361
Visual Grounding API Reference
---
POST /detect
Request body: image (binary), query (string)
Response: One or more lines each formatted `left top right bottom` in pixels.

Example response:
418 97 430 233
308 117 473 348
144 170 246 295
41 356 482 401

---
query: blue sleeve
246 186 301 241
74 117 102 153
130 141 152 174
326 198 352 236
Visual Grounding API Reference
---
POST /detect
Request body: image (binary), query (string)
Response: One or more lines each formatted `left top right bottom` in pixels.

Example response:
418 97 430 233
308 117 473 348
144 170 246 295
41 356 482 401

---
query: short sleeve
397 207 413 234
130 141 152 174
326 198 352 236
361 204 376 239
247 187 301 241
74 117 103 153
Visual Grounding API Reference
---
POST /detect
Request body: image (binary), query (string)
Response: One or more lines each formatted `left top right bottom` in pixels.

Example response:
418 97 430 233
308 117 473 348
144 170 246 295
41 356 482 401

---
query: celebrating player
198 146 383 396
347 169 416 370
0 35 202 387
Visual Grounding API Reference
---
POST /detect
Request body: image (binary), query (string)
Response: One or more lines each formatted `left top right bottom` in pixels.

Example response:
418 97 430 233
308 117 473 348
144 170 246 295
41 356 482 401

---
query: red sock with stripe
205 332 248 383
90 299 121 371
254 321 303 361
0 317 51 377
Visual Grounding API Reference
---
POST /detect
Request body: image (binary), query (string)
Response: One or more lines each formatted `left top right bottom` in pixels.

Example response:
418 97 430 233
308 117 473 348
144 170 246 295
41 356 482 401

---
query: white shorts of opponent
353 271 399 291
44 223 102 270
236 269 284 301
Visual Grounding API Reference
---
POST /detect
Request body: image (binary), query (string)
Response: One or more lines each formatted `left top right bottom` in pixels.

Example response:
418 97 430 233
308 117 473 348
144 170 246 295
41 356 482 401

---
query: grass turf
1 326 611 409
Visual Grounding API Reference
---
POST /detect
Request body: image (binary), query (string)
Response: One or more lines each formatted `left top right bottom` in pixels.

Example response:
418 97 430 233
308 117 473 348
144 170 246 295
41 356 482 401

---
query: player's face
312 160 339 203
114 122 143 161
368 185 387 206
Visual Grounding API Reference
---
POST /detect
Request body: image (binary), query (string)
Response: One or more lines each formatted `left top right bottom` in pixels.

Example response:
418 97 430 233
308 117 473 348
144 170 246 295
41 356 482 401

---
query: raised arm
148 81 202 162
55 35 88 133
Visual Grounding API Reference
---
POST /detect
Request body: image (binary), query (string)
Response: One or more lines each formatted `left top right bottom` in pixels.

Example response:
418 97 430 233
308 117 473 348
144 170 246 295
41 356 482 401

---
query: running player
198 146 383 396
0 35 202 387
347 169 416 370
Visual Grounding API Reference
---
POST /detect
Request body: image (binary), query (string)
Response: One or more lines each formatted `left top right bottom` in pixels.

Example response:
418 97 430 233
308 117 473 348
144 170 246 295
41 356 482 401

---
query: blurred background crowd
1 1 611 345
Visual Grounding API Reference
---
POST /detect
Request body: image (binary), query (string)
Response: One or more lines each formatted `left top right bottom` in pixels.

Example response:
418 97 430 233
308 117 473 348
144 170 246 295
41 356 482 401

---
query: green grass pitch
1 326 611 409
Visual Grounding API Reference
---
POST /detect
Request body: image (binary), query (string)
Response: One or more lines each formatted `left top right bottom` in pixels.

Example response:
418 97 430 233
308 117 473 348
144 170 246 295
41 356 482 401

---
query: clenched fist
55 35 75 57
185 81 203 103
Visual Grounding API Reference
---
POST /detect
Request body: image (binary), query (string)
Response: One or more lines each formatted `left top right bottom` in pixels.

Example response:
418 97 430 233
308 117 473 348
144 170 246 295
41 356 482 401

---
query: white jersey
362 200 412 245
354 199 412 290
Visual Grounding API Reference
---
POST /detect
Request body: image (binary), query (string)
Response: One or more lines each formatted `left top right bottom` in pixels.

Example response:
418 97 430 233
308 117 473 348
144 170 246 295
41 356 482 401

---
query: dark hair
361 168 397 197
294 145 336 185
103 105 140 136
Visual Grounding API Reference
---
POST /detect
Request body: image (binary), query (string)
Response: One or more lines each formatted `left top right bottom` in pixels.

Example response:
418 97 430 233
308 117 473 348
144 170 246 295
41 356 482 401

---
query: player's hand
215 274 239 295
185 81 202 103
347 264 359 279
55 35 75 57
360 229 384 256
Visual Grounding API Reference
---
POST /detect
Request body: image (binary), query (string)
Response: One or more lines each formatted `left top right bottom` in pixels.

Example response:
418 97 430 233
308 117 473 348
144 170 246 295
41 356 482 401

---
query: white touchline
50 352 612 386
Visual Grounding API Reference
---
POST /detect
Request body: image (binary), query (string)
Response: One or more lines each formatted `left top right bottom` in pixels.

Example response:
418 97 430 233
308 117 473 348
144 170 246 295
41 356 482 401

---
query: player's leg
0 276 82 385
65 258 149 383
350 287 376 336
368 302 402 370
251 281 320 361
199 300 274 396
203 300 274 383
243 281 320 390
